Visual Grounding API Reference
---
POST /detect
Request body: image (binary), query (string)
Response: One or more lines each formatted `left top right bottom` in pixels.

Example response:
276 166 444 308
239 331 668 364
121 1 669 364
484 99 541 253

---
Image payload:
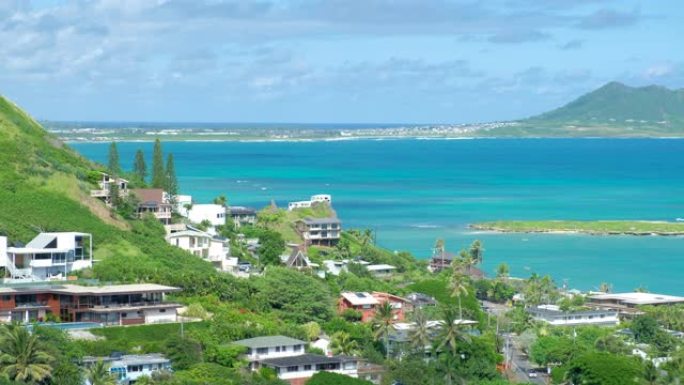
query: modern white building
0 232 93 282
175 194 193 216
83 353 172 385
527 305 619 327
322 259 370 276
187 204 226 229
165 227 232 272
589 292 684 314
288 194 332 211
296 217 341 246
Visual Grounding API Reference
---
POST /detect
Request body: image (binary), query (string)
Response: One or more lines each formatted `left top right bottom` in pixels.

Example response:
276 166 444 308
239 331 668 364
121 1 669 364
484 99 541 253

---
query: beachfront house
229 206 257 227
588 292 684 316
83 353 172 385
0 232 93 282
287 194 332 211
165 227 233 271
338 292 409 323
131 189 173 224
90 172 129 206
0 283 181 325
527 305 619 327
296 217 341 246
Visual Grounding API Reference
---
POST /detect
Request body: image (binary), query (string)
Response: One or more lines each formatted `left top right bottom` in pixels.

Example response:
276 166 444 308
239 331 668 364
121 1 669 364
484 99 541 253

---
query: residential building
357 362 385 385
588 292 684 315
90 172 129 206
187 204 226 229
229 206 257 227
288 194 332 211
296 217 341 246
338 291 409 322
175 194 193 216
366 264 397 278
165 228 232 271
281 245 317 270
260 354 359 385
83 353 171 385
233 335 307 370
0 232 92 282
428 250 457 273
0 283 181 325
527 305 619 327
322 259 369 276
131 189 173 224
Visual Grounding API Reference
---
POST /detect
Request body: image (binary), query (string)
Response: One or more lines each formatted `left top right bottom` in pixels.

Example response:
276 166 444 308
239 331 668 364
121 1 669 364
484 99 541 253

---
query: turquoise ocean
72 138 684 294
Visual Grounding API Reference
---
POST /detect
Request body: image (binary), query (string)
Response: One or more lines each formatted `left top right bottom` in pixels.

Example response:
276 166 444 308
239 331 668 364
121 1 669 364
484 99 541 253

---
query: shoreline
470 221 684 237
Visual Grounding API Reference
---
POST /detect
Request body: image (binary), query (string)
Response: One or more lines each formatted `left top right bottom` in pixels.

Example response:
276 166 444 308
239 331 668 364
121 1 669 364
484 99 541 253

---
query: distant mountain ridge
528 82 684 124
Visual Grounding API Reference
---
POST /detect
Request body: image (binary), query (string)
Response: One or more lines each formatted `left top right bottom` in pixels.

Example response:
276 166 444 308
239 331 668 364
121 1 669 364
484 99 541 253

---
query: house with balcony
0 283 181 325
0 232 92 282
229 206 257 227
233 335 358 385
296 217 341 246
165 227 232 272
527 304 619 327
90 172 129 206
131 189 173 224
83 353 171 385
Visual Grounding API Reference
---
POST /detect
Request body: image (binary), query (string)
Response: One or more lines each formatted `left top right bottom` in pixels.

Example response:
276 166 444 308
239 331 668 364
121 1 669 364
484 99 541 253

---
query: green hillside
529 82 684 125
0 95 244 298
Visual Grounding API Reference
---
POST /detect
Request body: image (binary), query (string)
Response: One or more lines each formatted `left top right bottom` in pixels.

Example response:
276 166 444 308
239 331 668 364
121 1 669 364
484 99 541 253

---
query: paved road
507 334 547 384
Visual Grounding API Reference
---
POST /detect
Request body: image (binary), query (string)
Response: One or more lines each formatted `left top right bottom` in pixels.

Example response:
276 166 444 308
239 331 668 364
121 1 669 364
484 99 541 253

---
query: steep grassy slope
0 95 245 298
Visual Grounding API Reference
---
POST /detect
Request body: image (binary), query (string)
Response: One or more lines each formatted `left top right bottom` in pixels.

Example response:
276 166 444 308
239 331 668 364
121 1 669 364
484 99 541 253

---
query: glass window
287 366 299 372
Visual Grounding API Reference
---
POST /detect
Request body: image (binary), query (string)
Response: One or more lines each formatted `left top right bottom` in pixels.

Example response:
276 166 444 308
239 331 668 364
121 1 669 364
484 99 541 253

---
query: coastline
470 221 684 237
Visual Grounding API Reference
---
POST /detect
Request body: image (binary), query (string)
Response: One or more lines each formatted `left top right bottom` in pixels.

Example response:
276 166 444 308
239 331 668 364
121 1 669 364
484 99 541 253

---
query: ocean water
71 139 684 294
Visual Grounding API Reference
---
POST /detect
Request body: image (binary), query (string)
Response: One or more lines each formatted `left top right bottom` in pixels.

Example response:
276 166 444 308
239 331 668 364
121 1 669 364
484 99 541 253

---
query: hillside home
234 335 307 370
0 283 181 325
366 264 397 278
0 232 92 282
260 354 359 385
165 228 232 271
229 206 257 227
90 172 129 206
322 259 370 276
175 194 193 216
428 250 457 273
131 189 173 224
388 319 478 354
527 305 619 327
338 291 409 322
83 353 171 385
187 204 226 229
405 292 437 309
296 217 341 246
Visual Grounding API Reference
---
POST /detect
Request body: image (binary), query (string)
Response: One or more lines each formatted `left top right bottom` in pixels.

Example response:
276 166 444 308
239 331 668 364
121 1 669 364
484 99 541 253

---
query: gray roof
260 353 356 367
82 353 170 366
302 217 341 225
233 335 306 349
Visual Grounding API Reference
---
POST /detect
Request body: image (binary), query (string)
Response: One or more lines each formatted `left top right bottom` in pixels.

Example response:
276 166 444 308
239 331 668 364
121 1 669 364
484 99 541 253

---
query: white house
165 228 232 272
187 204 226 229
234 335 307 369
175 194 193 216
323 259 370 276
0 232 93 282
288 194 332 211
90 172 129 206
366 264 397 278
588 292 684 314
527 304 619 327
83 353 171 385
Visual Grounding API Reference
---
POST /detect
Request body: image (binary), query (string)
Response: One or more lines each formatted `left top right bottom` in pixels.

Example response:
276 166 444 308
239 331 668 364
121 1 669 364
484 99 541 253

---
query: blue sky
0 0 682 123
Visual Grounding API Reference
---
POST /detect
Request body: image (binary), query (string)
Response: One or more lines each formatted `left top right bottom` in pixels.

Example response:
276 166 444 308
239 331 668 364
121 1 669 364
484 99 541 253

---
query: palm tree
438 350 464 385
329 332 359 356
437 306 470 353
458 249 476 276
0 325 54 384
86 359 117 385
372 301 395 359
408 308 431 354
449 265 469 319
468 240 484 267
496 263 509 281
598 282 612 293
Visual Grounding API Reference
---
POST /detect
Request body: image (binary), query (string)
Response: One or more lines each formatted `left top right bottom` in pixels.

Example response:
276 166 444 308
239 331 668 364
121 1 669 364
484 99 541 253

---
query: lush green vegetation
471 220 684 235
306 372 373 385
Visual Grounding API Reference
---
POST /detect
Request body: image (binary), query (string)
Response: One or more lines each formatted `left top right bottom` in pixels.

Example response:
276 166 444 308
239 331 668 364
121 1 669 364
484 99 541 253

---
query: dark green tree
165 336 203 370
107 142 120 175
133 149 147 184
165 153 178 196
151 139 165 188
565 352 642 385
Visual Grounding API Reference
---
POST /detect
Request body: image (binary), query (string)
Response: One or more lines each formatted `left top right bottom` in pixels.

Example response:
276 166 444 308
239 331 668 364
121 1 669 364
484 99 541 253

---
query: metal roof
233 335 306 349
260 353 356 367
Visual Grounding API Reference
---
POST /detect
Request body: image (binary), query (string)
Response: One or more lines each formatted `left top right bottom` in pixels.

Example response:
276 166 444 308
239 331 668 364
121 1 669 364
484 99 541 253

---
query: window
304 365 312 371
257 348 268 354
276 346 281 352
293 345 301 352
287 366 299 372
159 309 166 313
128 365 143 372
